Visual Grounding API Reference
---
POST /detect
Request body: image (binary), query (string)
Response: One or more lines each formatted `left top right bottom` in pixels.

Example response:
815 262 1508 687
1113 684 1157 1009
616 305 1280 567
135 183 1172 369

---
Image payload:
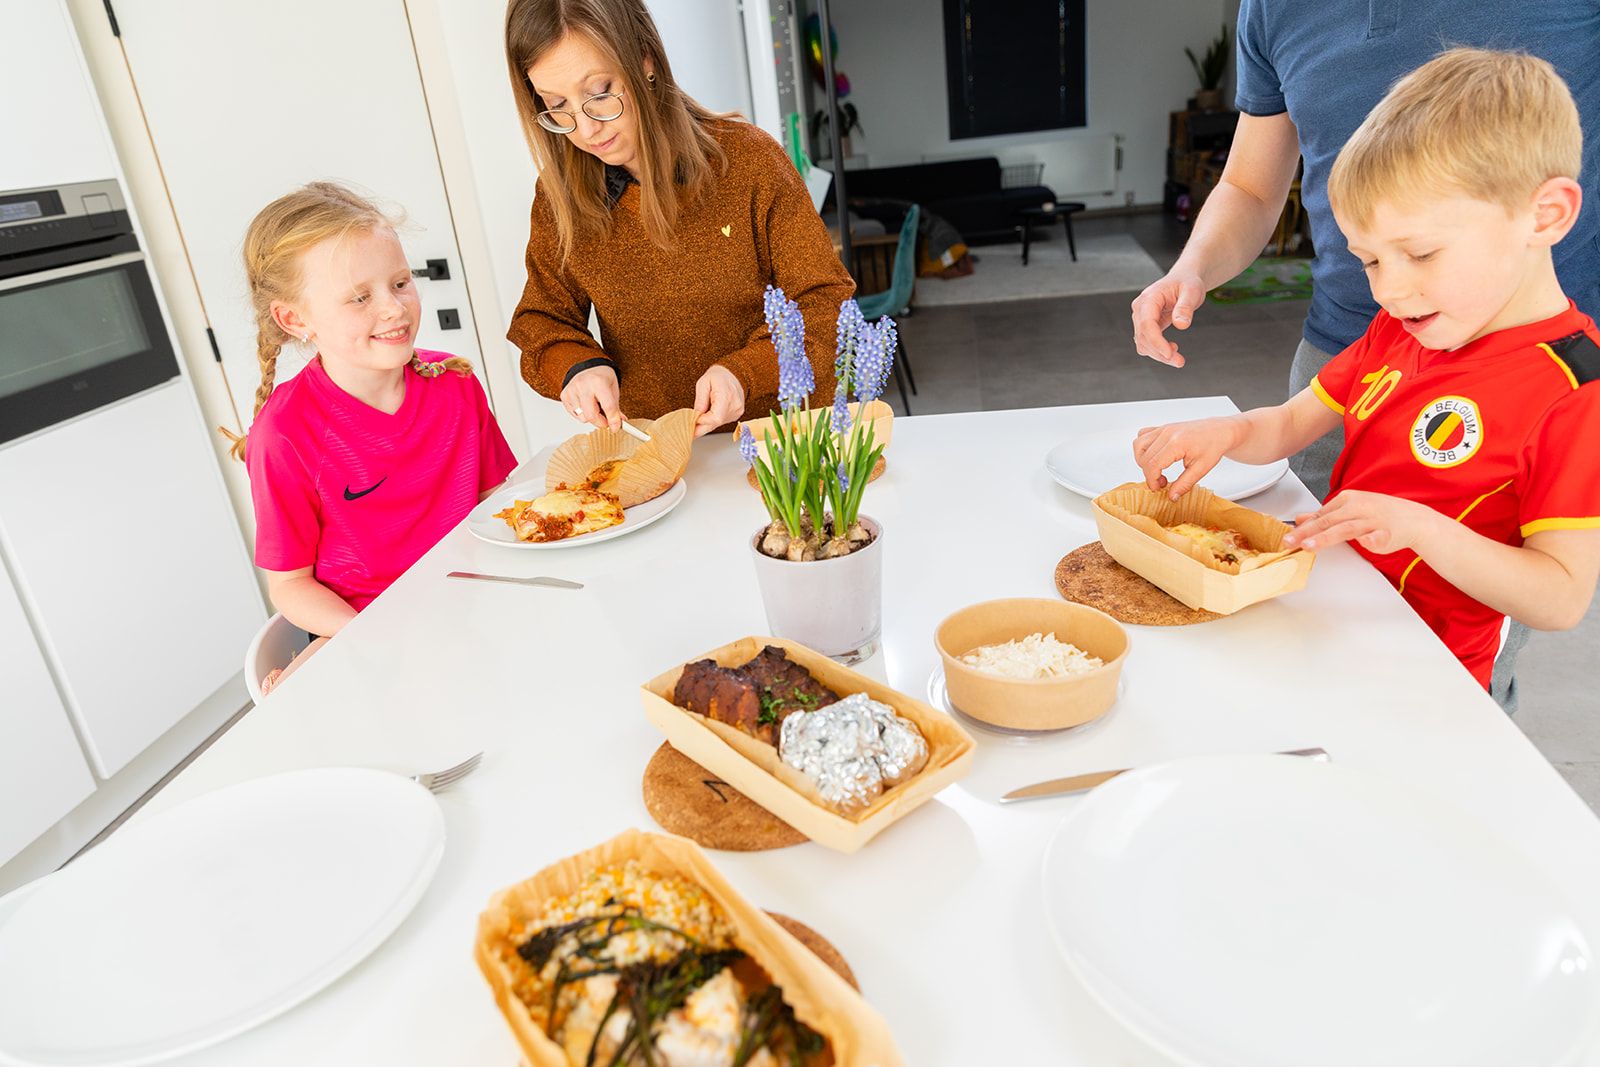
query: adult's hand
1129 113 1303 370
561 364 623 431
1131 267 1208 368
692 364 746 437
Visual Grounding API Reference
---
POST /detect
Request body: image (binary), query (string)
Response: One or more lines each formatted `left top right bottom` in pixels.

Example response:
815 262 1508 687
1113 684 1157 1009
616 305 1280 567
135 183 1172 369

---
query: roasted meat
743 646 838 718
673 646 839 746
674 659 763 738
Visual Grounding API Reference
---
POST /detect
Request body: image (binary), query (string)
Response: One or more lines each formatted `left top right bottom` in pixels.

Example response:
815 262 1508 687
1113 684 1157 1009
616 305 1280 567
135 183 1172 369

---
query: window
943 0 1087 140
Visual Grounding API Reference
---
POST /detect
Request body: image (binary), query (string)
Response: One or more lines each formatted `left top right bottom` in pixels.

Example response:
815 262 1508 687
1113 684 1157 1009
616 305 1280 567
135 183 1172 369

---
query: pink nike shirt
247 351 516 611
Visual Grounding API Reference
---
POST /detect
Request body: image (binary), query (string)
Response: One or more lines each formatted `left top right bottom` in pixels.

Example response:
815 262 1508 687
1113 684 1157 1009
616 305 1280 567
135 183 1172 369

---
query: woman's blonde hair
1329 48 1583 228
220 181 471 461
504 0 730 260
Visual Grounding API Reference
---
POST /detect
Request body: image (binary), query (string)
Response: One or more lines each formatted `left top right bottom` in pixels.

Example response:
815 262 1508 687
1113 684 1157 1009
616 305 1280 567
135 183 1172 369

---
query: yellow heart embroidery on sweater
720 224 732 237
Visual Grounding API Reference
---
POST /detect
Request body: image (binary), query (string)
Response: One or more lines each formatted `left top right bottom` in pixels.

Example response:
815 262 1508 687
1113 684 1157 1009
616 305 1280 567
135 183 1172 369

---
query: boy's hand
1132 417 1245 499
1283 491 1440 554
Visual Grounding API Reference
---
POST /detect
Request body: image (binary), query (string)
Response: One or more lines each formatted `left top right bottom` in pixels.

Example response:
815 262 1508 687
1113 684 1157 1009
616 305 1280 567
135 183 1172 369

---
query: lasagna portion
495 487 624 543
1167 522 1261 566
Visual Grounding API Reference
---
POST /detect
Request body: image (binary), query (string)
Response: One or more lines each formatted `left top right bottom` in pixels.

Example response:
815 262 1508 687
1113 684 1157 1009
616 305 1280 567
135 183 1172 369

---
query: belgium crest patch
1410 396 1482 468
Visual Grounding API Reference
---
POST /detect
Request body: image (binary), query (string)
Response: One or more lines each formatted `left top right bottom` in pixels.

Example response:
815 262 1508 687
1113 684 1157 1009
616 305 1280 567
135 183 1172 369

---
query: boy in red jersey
1132 48 1600 696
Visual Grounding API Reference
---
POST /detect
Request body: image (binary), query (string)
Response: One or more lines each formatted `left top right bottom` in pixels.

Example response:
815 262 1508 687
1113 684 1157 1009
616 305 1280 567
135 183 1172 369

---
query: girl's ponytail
220 325 285 461
411 353 475 378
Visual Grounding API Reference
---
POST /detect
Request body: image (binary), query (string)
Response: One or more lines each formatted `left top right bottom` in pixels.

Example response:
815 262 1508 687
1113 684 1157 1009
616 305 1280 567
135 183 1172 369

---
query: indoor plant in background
1186 25 1230 112
740 288 894 663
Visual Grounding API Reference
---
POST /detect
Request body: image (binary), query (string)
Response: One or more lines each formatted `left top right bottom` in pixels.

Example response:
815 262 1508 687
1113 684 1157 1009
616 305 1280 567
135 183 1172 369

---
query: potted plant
740 287 894 663
1186 25 1230 112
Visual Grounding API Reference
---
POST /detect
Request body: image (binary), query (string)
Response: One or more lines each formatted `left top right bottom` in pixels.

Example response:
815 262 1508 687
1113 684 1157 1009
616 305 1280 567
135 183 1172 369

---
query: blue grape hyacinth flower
765 286 812 411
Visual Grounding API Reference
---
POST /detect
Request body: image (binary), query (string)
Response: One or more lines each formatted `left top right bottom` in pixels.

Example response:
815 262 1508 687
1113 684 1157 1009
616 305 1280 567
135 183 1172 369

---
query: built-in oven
0 179 180 446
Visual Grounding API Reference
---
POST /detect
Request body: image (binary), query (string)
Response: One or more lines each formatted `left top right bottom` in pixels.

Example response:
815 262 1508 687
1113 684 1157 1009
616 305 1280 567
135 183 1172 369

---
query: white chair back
243 613 310 704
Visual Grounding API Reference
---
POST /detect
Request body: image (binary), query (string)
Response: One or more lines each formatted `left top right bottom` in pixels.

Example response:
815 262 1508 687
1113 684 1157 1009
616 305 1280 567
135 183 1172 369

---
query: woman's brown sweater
509 120 855 424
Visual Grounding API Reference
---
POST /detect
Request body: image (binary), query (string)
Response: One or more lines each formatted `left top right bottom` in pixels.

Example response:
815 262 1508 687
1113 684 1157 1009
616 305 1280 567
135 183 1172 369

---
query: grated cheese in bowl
959 632 1104 680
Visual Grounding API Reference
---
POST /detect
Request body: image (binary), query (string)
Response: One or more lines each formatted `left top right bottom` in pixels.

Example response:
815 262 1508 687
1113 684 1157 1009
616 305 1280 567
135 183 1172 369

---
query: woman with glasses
505 0 853 437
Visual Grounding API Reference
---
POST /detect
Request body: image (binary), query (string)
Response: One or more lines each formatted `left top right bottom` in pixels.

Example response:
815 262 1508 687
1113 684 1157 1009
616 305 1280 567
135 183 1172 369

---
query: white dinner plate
467 445 686 550
1041 754 1599 1067
0 768 445 1067
1045 428 1289 501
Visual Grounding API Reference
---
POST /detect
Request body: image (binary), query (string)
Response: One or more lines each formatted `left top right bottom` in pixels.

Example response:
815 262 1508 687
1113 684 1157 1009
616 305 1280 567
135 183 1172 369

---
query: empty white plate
467 445 686 550
1041 754 1599 1067
0 768 445 1066
1045 428 1289 501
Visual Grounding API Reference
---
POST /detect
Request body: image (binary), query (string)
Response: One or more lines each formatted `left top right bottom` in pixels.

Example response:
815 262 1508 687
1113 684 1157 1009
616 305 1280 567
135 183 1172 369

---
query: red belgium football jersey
1312 303 1600 689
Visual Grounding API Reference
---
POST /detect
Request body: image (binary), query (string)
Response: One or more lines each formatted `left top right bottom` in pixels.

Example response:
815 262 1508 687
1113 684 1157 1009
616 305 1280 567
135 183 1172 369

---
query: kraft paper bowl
934 598 1129 731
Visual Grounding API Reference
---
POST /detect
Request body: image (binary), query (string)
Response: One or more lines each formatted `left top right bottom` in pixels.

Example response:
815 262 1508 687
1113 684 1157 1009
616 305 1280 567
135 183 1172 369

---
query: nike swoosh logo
343 477 387 501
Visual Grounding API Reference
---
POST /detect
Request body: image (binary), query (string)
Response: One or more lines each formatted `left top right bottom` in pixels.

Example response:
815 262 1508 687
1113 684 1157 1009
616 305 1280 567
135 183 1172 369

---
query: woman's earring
647 71 657 90
301 334 310 344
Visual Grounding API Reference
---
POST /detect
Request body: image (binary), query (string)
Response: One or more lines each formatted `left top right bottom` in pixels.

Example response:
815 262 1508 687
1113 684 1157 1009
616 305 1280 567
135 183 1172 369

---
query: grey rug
914 233 1164 308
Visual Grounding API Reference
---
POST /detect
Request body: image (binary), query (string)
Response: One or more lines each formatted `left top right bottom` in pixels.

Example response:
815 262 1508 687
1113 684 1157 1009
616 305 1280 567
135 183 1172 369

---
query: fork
411 752 483 792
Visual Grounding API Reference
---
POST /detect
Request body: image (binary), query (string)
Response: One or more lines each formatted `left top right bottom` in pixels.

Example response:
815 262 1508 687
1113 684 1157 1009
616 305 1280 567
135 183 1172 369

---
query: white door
0 564 96 866
110 0 488 431
0 382 265 778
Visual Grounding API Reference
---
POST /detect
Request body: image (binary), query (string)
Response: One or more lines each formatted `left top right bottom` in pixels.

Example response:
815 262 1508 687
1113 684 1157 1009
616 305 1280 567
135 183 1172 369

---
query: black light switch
438 308 461 330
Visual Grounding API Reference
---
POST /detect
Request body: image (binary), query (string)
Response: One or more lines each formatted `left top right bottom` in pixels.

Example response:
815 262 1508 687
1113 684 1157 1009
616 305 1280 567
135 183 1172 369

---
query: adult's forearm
1175 183 1289 290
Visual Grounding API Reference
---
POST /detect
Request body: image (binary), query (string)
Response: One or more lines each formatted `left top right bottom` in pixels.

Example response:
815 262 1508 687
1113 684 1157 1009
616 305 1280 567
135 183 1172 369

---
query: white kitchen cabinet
0 382 264 778
1 0 113 190
108 0 488 432
0 564 96 866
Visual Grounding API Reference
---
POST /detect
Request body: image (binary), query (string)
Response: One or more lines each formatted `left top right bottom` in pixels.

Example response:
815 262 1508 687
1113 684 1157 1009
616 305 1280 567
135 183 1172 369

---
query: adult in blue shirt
1129 1 1600 711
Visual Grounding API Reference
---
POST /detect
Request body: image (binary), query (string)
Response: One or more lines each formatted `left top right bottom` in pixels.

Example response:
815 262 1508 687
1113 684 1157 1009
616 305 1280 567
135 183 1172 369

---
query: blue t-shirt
1236 0 1600 355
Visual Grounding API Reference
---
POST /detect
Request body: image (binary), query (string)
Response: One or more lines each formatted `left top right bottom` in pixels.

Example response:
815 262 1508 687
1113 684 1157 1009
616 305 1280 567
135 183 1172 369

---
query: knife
446 571 584 590
999 746 1329 803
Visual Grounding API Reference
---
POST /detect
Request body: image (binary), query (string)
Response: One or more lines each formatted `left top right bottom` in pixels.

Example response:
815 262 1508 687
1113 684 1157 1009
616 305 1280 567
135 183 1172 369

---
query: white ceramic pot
749 516 883 664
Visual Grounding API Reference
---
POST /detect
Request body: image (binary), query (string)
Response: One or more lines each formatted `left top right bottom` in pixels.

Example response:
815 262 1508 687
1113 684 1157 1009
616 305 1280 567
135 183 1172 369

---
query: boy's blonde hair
1328 48 1582 228
220 181 471 461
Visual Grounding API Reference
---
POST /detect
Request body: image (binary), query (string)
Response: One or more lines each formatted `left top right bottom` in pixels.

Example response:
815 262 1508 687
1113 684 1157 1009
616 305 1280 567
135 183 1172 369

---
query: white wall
822 0 1229 209
427 0 757 454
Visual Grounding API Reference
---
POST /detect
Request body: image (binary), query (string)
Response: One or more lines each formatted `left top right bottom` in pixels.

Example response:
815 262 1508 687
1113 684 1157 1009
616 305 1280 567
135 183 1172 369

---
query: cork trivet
642 742 807 851
747 454 885 491
765 912 859 990
1054 541 1223 626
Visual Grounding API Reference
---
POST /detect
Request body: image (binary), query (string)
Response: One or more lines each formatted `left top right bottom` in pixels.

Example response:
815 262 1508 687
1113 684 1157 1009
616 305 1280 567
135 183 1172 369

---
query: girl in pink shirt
224 183 516 690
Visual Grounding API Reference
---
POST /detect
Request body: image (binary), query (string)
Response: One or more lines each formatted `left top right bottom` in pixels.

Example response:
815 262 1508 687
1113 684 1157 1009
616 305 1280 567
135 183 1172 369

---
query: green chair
856 204 919 414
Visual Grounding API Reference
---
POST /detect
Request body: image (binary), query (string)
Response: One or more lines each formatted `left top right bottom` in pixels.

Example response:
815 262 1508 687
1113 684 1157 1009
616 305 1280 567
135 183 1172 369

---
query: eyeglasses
536 89 626 134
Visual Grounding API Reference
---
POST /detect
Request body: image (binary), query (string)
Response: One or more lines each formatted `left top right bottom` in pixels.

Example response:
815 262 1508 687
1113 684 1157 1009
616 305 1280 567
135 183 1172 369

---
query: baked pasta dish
495 487 624 543
492 860 830 1066
1167 522 1262 566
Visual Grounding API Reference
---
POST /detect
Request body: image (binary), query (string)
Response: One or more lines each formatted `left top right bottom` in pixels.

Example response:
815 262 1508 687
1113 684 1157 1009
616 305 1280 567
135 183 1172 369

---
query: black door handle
410 258 450 281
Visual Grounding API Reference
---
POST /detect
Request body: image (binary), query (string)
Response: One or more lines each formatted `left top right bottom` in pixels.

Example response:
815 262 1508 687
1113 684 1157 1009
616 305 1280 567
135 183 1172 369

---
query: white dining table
133 395 1600 1066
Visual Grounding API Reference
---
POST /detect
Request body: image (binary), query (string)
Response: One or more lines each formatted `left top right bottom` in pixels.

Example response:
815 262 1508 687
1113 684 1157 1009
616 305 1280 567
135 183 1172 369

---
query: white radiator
1035 132 1121 197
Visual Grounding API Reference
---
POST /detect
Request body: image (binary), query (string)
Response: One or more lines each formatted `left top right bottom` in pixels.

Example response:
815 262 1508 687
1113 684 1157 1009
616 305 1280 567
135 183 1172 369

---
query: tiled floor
893 212 1600 809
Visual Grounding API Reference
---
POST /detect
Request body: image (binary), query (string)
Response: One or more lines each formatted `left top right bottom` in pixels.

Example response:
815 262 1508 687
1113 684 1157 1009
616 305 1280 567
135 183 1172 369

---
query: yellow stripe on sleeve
1538 342 1582 390
1521 516 1600 536
1309 376 1346 415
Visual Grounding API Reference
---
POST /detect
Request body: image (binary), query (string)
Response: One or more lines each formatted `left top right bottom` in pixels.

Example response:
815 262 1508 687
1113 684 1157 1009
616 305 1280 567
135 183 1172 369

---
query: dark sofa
841 157 1055 244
